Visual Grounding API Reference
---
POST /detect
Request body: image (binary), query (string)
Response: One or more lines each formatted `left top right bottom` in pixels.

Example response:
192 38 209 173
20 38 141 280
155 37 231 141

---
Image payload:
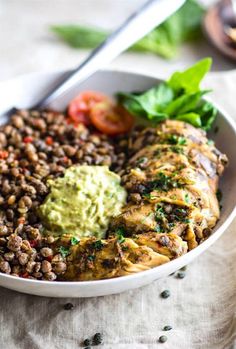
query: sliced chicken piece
133 232 187 259
111 202 158 233
57 236 170 281
119 120 227 250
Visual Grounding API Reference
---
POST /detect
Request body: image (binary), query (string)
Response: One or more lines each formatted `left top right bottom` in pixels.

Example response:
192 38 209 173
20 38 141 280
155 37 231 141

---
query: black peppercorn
159 335 168 343
63 302 74 310
83 338 91 346
93 332 103 345
163 325 172 331
176 271 186 279
160 290 170 299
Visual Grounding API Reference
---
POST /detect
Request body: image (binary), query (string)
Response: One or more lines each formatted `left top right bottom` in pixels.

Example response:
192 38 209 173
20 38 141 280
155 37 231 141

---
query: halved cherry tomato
90 103 134 136
67 91 111 126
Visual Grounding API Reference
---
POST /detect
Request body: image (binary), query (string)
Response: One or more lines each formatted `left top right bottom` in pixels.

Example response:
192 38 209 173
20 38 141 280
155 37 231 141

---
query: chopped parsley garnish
87 255 95 261
70 237 80 246
175 208 186 215
184 193 190 203
153 203 191 232
116 227 126 244
143 193 152 199
170 207 189 223
155 225 164 233
59 246 70 258
169 145 185 154
117 234 125 244
166 134 187 145
136 157 147 165
92 240 104 251
144 172 184 194
155 205 165 222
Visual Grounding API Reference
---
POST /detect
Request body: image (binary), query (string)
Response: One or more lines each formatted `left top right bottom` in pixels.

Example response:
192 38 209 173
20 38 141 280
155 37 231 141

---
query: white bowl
0 70 235 298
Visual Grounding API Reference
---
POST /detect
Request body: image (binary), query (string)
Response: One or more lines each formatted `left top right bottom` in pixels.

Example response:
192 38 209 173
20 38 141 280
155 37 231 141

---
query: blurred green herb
50 0 204 59
118 58 217 130
59 246 70 258
116 227 126 244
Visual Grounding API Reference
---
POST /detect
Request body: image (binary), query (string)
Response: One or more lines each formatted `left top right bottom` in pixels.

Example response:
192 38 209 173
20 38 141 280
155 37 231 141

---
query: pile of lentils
0 109 127 280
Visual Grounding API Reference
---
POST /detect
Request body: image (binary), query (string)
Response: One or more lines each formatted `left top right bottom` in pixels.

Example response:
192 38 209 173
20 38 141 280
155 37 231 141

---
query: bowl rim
0 68 236 288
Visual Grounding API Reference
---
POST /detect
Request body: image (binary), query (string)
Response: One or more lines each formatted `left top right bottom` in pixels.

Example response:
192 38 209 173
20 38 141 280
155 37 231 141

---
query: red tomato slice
90 102 134 136
67 91 111 126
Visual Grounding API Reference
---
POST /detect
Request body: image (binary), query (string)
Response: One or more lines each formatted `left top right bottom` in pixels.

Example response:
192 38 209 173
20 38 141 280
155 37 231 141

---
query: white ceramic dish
0 70 235 298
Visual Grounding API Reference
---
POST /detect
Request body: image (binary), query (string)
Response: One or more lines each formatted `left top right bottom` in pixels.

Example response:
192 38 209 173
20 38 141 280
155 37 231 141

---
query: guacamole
38 165 127 238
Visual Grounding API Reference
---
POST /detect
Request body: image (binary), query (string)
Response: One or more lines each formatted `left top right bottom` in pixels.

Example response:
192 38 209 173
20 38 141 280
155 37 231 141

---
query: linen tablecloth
1 1 236 348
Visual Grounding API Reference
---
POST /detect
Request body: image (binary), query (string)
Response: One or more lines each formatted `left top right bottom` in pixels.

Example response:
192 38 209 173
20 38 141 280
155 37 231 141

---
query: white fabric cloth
0 1 236 349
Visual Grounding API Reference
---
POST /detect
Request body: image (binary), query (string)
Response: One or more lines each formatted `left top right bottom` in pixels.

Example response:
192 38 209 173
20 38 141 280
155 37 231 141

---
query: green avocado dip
38 165 127 238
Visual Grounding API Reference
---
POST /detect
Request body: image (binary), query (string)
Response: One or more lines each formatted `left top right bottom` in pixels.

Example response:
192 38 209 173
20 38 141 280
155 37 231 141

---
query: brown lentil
41 260 52 273
0 260 11 274
53 261 67 275
18 253 29 266
0 109 126 280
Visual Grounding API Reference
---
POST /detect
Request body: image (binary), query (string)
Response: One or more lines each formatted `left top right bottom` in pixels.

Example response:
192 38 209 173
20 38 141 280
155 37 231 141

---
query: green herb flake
155 225 164 233
207 139 214 146
87 255 95 261
136 157 147 165
167 134 187 145
59 246 70 258
116 227 126 244
70 237 80 246
92 240 104 251
184 193 190 203
144 172 184 194
169 145 185 154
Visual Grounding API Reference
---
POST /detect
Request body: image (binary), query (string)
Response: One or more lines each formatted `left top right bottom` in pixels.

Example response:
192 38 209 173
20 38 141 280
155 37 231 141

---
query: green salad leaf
118 58 217 130
168 58 212 93
50 0 204 59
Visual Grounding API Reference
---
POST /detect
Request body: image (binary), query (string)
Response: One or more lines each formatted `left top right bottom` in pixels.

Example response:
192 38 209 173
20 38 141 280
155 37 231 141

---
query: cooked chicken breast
58 236 170 281
57 232 187 281
114 120 227 250
59 120 227 281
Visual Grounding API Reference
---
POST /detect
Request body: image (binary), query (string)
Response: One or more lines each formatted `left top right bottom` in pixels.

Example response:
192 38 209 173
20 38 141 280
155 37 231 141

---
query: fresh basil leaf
194 100 217 130
168 58 212 94
51 0 204 60
118 59 216 130
51 25 107 48
135 83 174 115
118 86 171 121
122 98 145 117
174 0 205 42
176 113 202 127
164 91 205 116
118 93 146 117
